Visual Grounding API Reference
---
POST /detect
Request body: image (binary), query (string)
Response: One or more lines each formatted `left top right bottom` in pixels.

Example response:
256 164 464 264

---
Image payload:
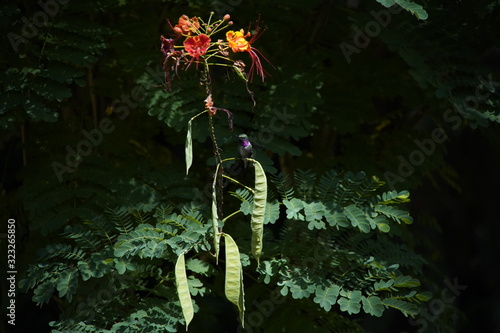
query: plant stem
222 210 242 223
222 174 255 194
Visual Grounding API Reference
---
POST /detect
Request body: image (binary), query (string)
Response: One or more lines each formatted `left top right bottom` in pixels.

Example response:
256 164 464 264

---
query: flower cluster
160 13 270 90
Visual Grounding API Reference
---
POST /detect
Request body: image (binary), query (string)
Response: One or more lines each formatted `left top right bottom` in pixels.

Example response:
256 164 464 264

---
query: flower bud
223 14 231 21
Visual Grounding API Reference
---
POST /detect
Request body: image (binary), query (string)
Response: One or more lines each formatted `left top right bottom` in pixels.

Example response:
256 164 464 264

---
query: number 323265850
7 219 16 265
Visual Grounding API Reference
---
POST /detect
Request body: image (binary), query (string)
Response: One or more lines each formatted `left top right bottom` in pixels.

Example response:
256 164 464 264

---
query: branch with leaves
161 12 272 329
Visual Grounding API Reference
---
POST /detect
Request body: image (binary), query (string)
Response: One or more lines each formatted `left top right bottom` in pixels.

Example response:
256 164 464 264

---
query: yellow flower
226 27 271 82
226 30 251 53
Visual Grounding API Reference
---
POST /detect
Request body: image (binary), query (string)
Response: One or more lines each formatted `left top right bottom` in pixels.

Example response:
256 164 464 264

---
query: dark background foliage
1 0 500 332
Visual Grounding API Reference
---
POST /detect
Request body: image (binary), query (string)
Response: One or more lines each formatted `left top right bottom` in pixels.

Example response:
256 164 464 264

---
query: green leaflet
338 290 362 315
373 215 391 233
56 269 78 302
223 233 245 327
396 0 429 20
344 204 371 233
374 279 395 292
381 298 419 317
313 284 340 312
33 279 57 306
324 203 349 228
361 296 384 317
393 275 420 288
304 202 326 230
283 198 304 220
248 158 267 264
263 200 280 224
185 119 193 175
375 205 413 224
416 291 433 302
375 0 428 20
175 253 194 330
186 258 215 277
377 190 411 204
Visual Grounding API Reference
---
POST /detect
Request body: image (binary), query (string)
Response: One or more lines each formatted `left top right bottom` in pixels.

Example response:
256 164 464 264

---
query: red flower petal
183 34 211 60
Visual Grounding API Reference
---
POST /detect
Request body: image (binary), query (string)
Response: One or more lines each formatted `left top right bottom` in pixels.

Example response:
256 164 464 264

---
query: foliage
376 0 428 20
257 172 428 319
19 205 209 332
3 0 497 332
19 168 428 332
1 2 110 126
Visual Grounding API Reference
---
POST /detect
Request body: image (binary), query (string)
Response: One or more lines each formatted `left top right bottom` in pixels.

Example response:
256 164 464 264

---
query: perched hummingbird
238 134 253 173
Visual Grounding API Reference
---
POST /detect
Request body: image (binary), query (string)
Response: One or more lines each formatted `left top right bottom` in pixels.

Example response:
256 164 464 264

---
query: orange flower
226 29 251 52
183 34 211 60
174 15 200 35
226 28 270 82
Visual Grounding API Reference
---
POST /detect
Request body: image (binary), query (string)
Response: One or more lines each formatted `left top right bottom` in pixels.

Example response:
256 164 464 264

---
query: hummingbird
238 134 253 174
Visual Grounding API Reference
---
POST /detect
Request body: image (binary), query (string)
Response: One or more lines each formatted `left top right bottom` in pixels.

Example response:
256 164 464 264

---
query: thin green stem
222 210 242 223
208 21 232 37
190 110 208 122
206 12 214 28
222 174 255 194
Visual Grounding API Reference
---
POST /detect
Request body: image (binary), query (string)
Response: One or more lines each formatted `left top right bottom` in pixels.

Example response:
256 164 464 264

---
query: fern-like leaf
375 205 413 224
271 172 294 201
56 269 79 302
114 228 166 258
315 170 340 201
376 190 411 204
333 172 366 204
62 225 101 252
39 243 87 262
294 169 316 201
107 207 134 234
344 204 372 233
382 298 419 317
